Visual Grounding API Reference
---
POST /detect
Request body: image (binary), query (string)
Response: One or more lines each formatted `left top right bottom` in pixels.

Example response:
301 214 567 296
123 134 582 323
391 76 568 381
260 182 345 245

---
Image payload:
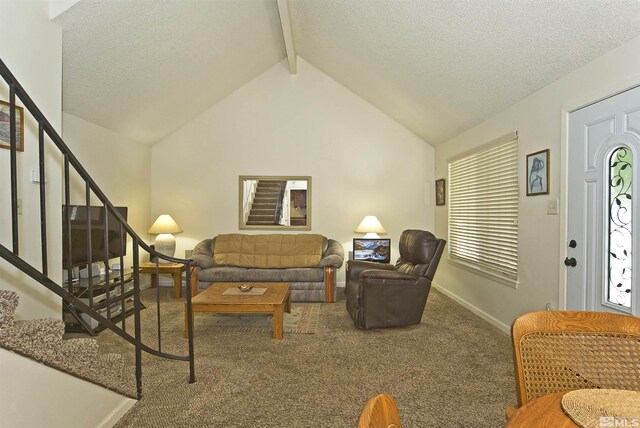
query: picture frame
435 178 445 206
526 149 549 196
0 100 24 152
352 238 391 263
239 176 311 230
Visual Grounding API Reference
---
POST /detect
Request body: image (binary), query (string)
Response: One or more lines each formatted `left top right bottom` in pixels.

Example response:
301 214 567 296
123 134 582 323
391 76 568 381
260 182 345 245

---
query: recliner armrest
347 260 394 282
360 269 417 283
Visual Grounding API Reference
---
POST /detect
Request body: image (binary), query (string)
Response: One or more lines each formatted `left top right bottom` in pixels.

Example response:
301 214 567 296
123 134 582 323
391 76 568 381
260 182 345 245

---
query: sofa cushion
197 266 325 283
213 234 323 268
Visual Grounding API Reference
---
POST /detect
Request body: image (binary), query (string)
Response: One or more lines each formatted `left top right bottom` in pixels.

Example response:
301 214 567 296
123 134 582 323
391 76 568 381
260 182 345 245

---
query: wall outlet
545 303 553 311
546 199 558 215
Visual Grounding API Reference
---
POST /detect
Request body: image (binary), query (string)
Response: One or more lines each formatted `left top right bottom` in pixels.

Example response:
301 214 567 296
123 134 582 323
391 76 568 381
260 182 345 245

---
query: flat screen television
62 205 128 268
353 238 391 263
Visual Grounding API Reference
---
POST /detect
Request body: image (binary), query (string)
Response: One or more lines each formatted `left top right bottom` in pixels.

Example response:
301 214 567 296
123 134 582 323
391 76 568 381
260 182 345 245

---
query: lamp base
154 233 176 263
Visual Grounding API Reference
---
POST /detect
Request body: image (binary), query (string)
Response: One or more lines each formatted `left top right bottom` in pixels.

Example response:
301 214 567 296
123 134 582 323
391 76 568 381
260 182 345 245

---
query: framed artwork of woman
526 149 549 196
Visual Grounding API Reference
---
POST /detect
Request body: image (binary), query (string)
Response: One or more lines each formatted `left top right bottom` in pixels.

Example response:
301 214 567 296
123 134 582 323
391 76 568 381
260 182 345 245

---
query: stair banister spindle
38 122 48 275
64 155 73 290
9 85 18 255
103 203 111 320
86 184 94 309
155 258 162 352
132 239 143 399
185 259 196 384
119 224 126 330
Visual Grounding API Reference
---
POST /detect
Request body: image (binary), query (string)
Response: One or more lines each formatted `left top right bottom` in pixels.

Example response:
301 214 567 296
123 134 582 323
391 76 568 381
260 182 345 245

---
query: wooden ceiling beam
277 0 297 74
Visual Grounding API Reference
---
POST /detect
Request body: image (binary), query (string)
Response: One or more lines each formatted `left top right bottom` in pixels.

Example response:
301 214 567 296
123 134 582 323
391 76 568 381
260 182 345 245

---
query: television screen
62 205 128 268
353 238 391 263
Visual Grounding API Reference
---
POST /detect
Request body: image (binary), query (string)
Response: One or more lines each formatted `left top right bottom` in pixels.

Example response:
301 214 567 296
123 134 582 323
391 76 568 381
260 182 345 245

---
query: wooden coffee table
185 282 291 340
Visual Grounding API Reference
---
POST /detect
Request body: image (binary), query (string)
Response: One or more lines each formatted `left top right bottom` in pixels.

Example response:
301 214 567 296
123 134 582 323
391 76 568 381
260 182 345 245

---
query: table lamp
148 214 182 262
355 216 386 239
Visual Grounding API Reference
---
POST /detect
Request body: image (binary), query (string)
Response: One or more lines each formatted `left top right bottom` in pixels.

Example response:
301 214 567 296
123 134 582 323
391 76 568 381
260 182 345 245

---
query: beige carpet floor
96 287 516 427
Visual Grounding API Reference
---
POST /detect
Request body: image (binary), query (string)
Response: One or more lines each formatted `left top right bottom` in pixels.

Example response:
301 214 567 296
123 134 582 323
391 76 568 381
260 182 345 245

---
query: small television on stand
352 238 391 263
62 205 128 283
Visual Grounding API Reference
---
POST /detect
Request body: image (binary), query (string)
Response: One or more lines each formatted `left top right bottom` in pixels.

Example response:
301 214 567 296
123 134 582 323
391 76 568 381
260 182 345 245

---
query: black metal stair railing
274 180 287 225
0 57 195 399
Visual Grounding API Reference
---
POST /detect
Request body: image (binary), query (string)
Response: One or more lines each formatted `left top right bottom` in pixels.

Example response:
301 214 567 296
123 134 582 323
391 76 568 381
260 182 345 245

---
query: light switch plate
31 168 48 183
546 199 558 215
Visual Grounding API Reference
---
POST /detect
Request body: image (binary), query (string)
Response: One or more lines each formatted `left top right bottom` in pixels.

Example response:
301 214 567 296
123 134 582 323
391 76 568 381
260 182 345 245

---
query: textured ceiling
55 0 640 145
55 0 285 144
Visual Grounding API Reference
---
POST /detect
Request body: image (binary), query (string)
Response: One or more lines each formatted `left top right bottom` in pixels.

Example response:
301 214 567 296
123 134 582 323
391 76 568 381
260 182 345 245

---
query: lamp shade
148 214 182 235
355 216 386 238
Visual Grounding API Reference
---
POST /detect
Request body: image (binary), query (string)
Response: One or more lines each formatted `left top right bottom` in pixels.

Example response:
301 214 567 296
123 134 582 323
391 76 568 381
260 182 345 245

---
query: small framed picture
435 178 446 206
0 100 24 152
526 149 549 196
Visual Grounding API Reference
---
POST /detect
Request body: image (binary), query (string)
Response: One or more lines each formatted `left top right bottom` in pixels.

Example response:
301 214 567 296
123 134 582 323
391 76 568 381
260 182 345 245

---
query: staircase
0 57 195 400
246 180 286 225
0 289 133 396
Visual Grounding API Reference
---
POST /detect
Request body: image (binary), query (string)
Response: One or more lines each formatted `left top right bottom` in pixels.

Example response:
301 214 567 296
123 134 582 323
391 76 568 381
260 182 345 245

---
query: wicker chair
358 394 402 428
510 311 640 410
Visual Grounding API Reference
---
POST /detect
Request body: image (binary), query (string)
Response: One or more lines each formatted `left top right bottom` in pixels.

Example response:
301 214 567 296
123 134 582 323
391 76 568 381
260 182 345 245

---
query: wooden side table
139 262 196 299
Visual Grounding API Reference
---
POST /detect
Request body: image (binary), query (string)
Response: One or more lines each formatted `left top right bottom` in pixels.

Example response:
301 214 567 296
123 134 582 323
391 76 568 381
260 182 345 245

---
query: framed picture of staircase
239 175 311 230
0 100 24 152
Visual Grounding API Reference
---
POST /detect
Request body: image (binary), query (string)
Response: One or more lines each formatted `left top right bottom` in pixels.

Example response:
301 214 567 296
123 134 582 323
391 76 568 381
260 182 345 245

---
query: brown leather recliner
345 229 446 329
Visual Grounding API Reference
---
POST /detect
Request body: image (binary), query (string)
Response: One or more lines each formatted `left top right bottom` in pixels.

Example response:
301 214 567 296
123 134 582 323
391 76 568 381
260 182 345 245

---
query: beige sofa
191 233 344 302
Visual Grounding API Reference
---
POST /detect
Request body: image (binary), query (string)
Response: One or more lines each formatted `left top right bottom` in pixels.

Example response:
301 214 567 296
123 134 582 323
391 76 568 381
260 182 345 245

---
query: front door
567 85 639 316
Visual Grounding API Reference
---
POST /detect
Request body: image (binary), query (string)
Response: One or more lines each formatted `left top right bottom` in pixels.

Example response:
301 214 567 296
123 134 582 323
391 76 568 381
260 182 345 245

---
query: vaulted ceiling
55 0 640 146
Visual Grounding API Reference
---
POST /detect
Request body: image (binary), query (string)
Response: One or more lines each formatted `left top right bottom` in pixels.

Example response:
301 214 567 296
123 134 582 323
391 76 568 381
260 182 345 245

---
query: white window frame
447 132 519 287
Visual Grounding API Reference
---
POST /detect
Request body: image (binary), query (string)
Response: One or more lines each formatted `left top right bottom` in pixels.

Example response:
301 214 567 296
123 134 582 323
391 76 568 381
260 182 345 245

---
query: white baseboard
98 397 137 428
432 281 510 335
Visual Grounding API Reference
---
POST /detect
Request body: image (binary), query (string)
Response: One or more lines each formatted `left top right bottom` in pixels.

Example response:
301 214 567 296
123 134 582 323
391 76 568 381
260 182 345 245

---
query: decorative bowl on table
238 284 253 292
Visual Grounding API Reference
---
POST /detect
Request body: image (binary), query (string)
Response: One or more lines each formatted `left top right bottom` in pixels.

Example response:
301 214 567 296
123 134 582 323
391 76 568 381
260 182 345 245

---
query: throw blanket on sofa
214 234 323 268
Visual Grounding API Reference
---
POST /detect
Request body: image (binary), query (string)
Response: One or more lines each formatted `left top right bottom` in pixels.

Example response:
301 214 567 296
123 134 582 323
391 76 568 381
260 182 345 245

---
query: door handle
564 257 577 267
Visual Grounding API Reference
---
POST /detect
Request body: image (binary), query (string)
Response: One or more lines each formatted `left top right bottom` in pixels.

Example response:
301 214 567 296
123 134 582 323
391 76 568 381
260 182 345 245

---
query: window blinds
448 136 519 280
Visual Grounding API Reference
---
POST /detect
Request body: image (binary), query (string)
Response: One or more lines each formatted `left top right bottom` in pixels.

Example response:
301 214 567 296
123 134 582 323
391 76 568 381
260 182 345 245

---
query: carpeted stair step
253 197 278 203
59 337 100 366
248 214 276 222
252 203 277 209
0 318 65 362
250 208 277 215
79 352 135 397
0 289 134 398
0 289 19 329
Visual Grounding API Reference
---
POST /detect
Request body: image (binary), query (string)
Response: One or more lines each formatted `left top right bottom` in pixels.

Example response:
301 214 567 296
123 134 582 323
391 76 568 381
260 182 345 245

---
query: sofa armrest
191 238 215 270
319 239 345 268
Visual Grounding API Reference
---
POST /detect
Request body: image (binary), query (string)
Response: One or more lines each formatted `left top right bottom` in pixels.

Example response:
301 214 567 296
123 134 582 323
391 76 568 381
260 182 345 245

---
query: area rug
162 303 320 334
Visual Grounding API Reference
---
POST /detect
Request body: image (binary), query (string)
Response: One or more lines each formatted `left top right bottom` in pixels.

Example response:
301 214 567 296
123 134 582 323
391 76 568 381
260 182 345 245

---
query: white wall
152 58 435 282
62 112 153 266
0 348 136 428
0 0 63 319
434 35 640 332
